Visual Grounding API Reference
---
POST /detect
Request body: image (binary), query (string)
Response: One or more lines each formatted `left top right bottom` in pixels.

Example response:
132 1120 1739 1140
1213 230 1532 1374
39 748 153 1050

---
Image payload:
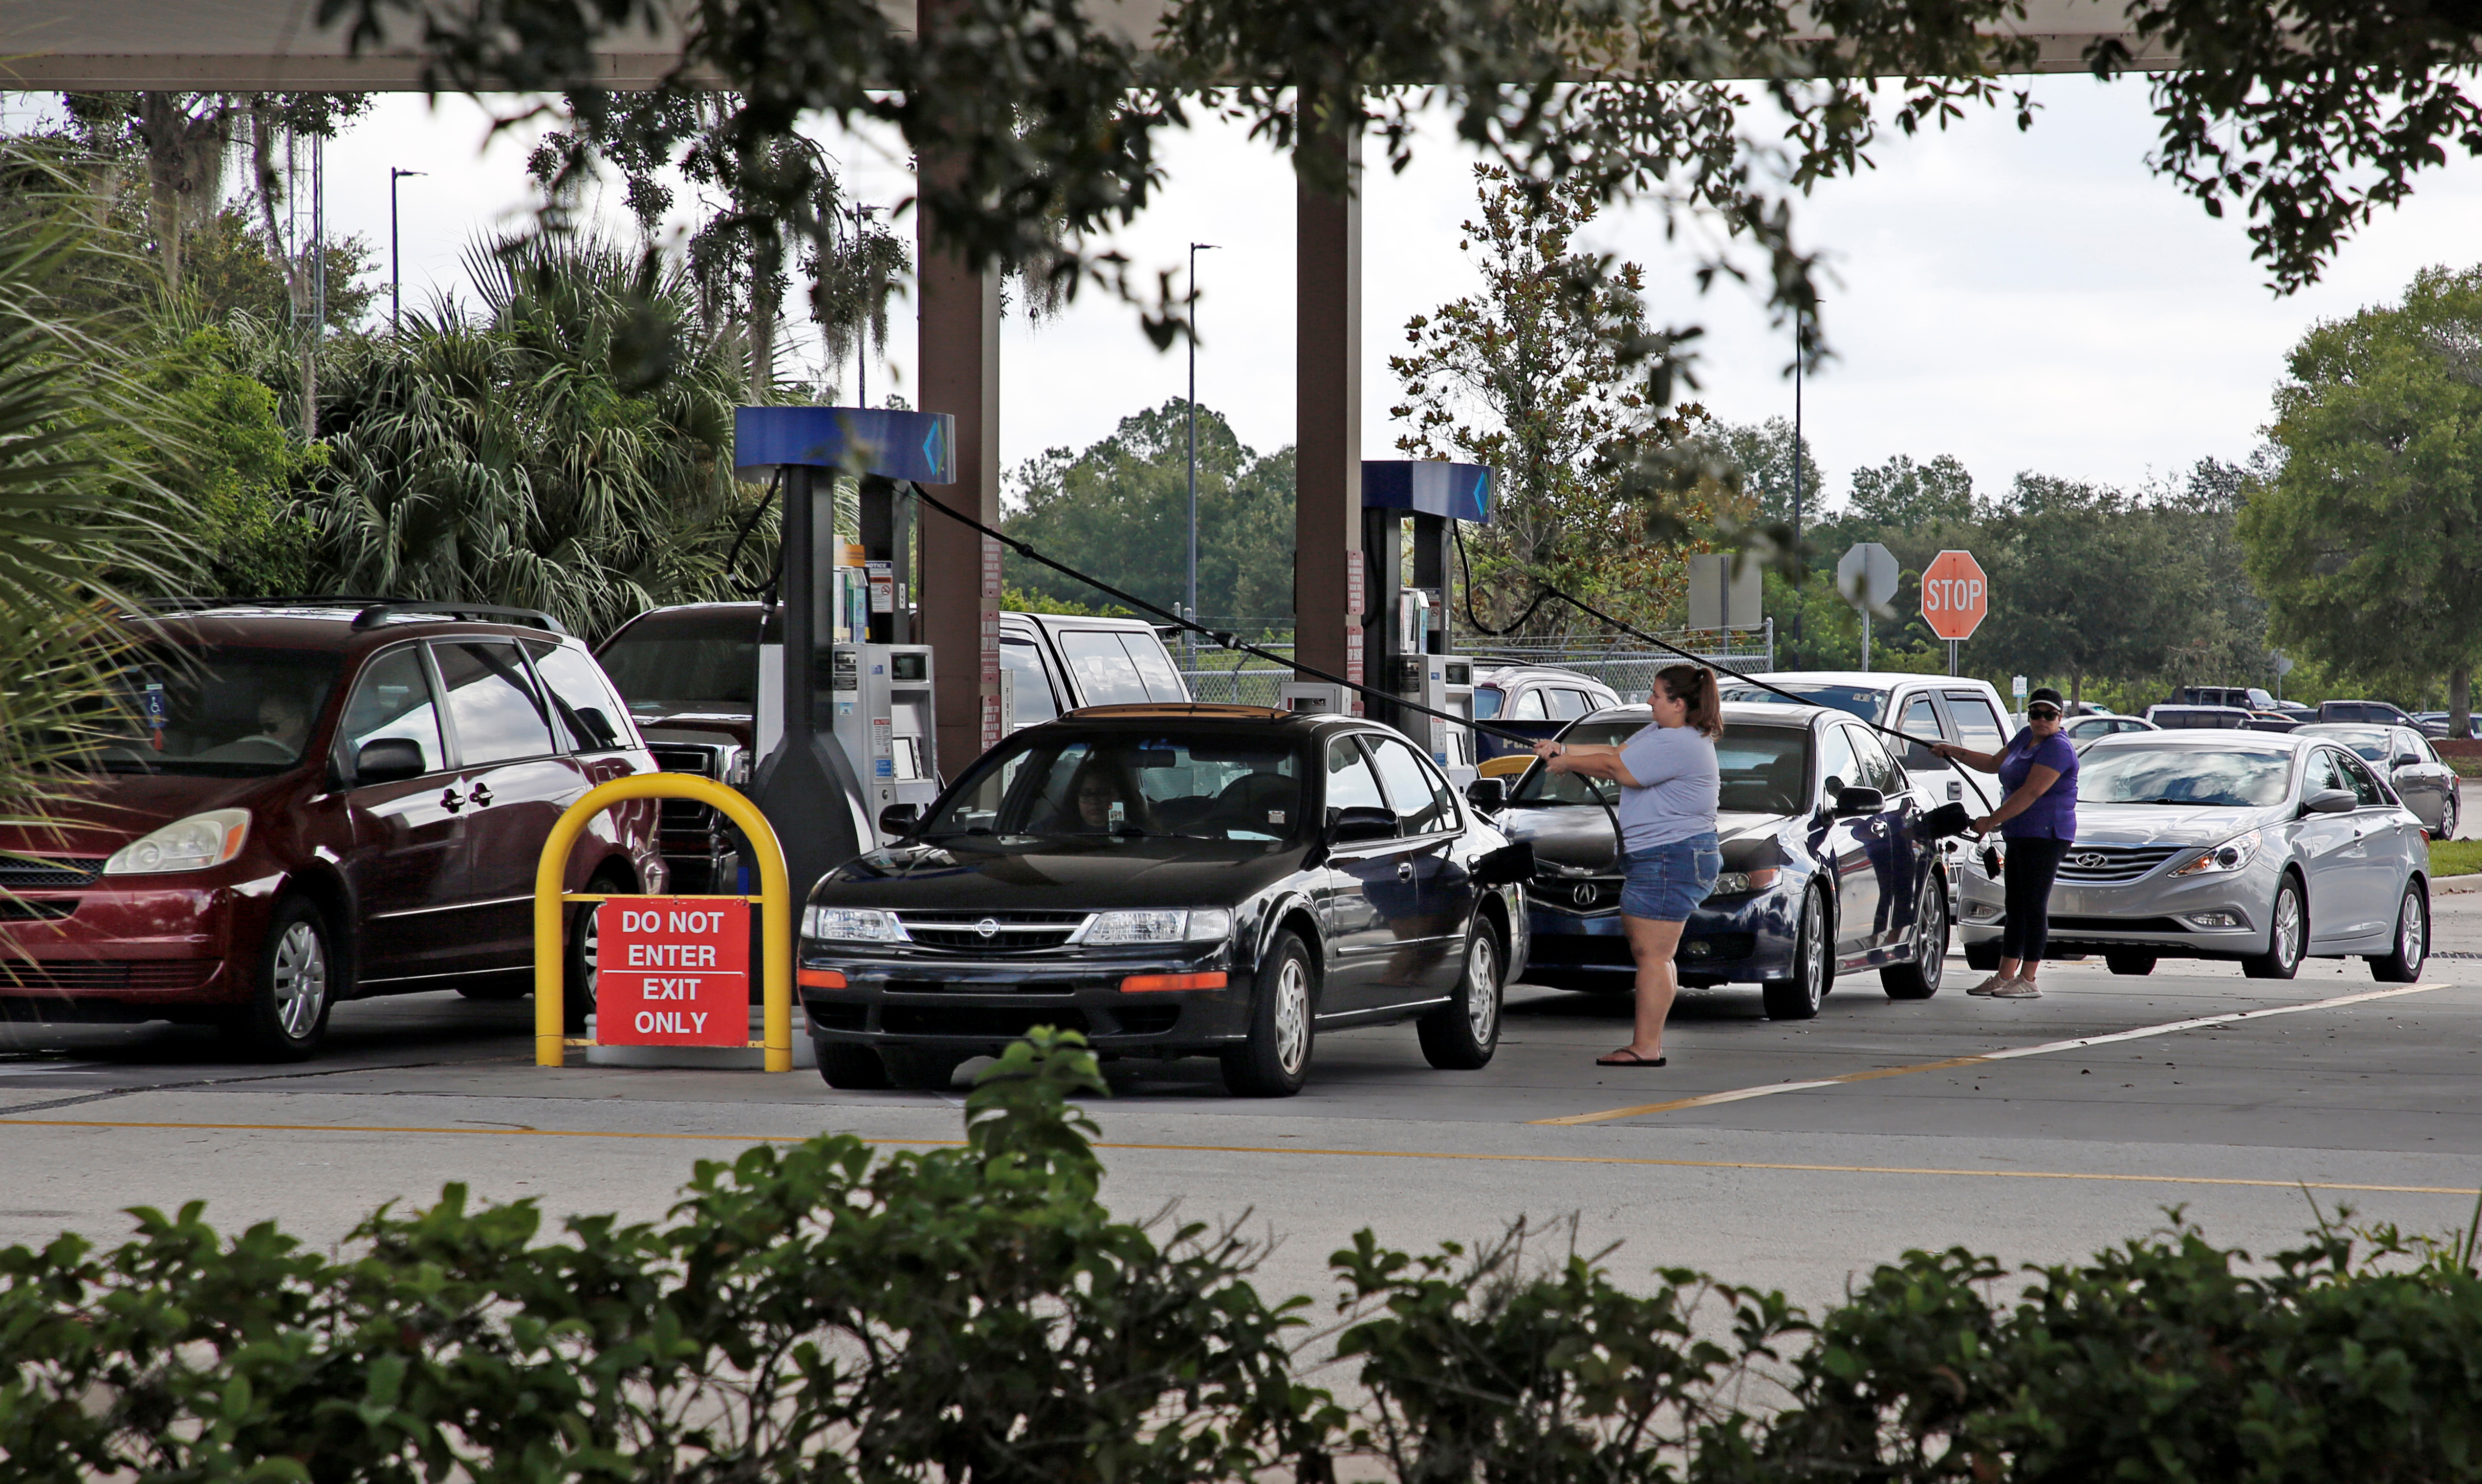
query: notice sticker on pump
596 899 749 1047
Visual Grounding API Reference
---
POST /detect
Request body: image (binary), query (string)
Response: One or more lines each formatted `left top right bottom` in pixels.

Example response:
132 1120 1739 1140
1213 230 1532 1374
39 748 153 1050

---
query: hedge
7 1029 2481 1483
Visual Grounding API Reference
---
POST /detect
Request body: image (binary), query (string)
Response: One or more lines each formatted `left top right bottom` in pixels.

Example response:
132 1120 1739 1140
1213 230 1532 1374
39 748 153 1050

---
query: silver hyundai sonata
1956 732 2430 982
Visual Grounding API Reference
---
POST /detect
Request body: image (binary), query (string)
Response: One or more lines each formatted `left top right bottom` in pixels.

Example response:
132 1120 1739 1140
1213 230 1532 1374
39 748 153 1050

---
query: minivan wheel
1880 875 1946 1000
1964 940 2002 973
1418 918 1505 1070
2369 882 2428 983
2104 950 2159 976
563 873 628 1033
219 896 336 1062
1223 929 1316 1097
2241 875 2306 980
1762 888 1831 1021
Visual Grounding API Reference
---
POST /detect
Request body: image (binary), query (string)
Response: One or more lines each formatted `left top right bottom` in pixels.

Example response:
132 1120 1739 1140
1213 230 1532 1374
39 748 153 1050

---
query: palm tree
0 185 188 840
312 235 775 639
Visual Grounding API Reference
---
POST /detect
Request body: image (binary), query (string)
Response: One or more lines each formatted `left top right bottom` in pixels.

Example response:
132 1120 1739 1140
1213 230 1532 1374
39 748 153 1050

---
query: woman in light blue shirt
1534 664 1723 1067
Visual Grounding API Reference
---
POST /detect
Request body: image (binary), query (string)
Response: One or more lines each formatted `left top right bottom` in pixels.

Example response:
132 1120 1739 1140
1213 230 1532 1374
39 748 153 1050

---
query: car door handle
1397 861 1416 881
440 788 465 813
470 783 495 808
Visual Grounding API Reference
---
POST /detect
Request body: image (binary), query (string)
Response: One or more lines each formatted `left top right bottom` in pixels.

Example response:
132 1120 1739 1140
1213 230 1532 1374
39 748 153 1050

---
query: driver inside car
1046 755 1157 835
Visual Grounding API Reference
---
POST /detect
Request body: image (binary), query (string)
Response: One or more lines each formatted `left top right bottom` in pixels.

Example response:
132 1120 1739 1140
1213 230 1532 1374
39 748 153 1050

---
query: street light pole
1185 242 1219 668
389 167 425 334
850 201 882 407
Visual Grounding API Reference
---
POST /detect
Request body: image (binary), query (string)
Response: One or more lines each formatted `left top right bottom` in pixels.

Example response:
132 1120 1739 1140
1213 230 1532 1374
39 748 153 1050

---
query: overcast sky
13 80 2477 511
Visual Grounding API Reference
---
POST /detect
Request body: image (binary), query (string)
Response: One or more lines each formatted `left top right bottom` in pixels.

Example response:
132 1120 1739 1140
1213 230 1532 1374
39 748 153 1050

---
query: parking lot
10 881 2482 1316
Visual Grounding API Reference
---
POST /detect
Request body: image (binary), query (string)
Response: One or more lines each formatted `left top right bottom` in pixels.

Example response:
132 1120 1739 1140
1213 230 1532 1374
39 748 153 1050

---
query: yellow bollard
533 773 796 1071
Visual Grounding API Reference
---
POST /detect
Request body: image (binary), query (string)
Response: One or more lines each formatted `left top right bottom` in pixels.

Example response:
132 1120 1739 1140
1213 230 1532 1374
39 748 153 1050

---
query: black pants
1999 836 2071 963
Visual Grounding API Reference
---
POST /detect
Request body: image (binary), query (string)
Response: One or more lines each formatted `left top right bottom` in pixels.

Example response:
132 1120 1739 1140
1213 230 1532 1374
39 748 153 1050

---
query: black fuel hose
1450 522 2000 819
905 482 1547 751
908 481 2002 843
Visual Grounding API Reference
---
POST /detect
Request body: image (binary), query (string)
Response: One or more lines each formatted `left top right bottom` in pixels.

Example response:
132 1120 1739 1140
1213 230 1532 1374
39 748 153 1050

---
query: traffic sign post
1919 550 1988 674
1837 542 1898 672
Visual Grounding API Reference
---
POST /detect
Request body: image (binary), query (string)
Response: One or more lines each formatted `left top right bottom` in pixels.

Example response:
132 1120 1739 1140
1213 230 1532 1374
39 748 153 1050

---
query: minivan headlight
2171 829 2262 876
804 906 904 942
1086 909 1231 945
102 809 251 876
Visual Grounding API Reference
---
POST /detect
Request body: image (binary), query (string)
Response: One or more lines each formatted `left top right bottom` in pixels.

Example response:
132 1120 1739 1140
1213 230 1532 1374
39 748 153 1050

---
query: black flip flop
1596 1050 1668 1067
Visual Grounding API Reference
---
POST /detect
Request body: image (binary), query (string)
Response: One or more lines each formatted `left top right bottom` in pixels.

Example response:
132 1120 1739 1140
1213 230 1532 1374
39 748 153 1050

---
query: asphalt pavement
9 911 2482 1319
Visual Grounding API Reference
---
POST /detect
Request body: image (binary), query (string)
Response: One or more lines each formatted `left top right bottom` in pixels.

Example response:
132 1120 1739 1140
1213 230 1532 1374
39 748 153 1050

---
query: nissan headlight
804 907 905 943
1086 909 1232 945
2171 830 2262 877
102 809 250 876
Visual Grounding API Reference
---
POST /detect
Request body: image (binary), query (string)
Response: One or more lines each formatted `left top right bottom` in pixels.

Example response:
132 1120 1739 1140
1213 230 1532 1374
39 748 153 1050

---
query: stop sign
1919 550 1988 641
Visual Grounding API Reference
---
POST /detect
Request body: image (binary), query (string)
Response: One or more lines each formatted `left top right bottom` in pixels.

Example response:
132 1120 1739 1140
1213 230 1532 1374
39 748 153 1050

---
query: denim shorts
1619 832 1723 922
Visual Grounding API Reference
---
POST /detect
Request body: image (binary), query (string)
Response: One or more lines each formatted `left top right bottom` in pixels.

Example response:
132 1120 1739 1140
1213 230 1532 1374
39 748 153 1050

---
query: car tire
817 1040 893 1089
2104 950 2159 976
1418 918 1505 1070
2369 881 2428 983
881 1049 966 1090
2240 874 2307 980
1964 940 2002 973
562 872 629 1033
1879 875 1947 1000
2433 791 2459 843
1761 887 1830 1021
1223 928 1316 1097
219 895 336 1062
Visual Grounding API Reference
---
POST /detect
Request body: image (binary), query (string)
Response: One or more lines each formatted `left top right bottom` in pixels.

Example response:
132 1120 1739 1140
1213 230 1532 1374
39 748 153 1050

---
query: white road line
1534 979 2456 1126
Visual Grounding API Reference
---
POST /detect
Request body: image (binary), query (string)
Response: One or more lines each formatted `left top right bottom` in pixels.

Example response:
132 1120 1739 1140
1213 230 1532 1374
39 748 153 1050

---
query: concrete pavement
8 937 2480 1318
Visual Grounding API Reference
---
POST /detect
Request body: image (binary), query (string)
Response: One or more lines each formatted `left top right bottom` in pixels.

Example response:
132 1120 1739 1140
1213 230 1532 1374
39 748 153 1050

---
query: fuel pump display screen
890 652 928 681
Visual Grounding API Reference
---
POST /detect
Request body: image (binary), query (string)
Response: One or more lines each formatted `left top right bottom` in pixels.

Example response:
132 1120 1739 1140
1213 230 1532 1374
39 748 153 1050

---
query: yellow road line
0 1115 2475 1197
1533 980 2455 1126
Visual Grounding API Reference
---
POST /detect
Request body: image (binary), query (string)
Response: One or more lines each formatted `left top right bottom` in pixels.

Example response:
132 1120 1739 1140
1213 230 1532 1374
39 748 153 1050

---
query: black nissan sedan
798 704 1533 1097
1478 702 1947 1019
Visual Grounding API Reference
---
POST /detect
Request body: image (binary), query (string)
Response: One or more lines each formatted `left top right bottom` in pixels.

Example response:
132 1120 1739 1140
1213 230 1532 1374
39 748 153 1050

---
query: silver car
2292 723 2459 840
1956 732 2429 982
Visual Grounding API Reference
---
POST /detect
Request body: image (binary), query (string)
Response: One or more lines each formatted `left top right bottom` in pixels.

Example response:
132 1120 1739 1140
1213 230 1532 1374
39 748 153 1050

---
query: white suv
1716 671 2016 908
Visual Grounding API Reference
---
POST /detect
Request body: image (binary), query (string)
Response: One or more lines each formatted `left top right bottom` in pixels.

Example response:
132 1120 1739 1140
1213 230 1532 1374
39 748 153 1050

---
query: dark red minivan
0 602 667 1059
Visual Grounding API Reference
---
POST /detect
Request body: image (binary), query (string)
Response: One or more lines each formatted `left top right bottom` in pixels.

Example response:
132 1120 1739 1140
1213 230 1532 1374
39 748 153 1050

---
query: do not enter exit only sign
1920 550 1989 641
598 898 750 1046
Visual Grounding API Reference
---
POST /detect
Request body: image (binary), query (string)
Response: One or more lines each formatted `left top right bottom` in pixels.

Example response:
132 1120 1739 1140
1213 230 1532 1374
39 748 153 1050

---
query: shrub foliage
7 1030 2481 1483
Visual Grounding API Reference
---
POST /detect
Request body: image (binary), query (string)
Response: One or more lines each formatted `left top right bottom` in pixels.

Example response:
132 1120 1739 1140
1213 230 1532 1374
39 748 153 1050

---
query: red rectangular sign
596 898 749 1046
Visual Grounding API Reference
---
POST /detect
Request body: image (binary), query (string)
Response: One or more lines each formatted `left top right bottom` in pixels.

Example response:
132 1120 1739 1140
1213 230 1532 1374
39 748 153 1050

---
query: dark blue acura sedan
1481 701 1949 1018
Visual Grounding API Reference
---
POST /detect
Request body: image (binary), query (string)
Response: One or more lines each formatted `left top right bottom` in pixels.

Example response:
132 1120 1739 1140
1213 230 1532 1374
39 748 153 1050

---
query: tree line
1708 263 2482 725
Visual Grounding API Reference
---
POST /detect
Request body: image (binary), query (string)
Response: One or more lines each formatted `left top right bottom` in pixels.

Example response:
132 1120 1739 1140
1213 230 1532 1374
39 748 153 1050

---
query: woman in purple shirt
1930 687 2079 999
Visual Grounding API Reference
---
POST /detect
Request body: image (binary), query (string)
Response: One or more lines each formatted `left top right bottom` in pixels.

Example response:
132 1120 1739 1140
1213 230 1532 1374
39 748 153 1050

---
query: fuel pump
1362 460 1492 784
733 407 956 905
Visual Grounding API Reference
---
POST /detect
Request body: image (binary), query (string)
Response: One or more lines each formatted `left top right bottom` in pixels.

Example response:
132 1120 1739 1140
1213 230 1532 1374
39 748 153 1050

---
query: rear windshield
597 611 758 714
2297 726 2390 761
88 647 342 777
1717 681 1886 723
924 729 1304 843
2080 745 2293 808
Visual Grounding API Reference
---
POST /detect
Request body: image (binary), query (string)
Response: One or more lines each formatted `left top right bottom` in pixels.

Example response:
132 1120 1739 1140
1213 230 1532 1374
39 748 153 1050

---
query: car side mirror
878 802 923 837
1465 777 1508 813
1834 785 1886 817
2393 754 2420 769
1328 804 1398 844
352 737 426 787
573 705 621 750
2303 788 2357 815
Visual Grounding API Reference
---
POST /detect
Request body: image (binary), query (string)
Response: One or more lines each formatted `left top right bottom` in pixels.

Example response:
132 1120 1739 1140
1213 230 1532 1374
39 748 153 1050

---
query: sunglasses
2028 708 2062 721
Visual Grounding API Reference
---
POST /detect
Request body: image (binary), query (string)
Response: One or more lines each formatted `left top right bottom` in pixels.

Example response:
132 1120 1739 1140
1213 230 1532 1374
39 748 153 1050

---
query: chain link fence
1174 622 1775 705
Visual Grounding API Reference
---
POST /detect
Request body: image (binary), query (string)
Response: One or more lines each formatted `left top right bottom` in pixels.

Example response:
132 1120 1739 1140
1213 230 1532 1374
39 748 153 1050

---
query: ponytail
1657 664 1724 739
